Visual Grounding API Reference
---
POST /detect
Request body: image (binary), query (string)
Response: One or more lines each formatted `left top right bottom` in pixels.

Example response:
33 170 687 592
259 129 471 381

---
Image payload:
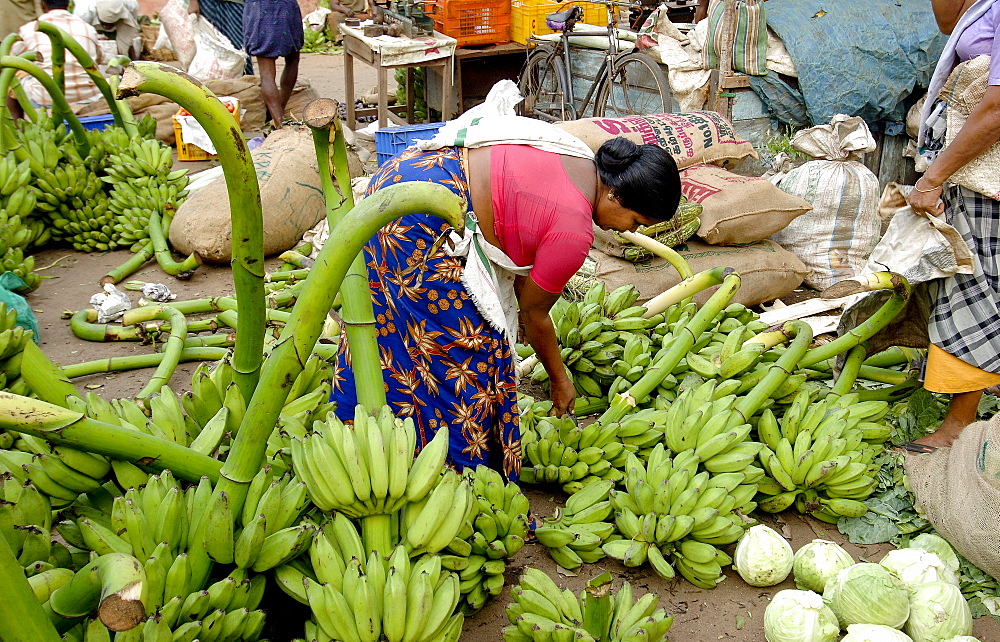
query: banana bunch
0 471 56 568
520 414 627 491
443 465 530 613
533 480 615 570
233 467 312 570
613 407 671 462
0 302 34 390
5 431 111 509
755 391 886 522
660 380 765 481
605 446 751 588
503 569 673 642
617 198 703 262
301 530 465 642
290 404 447 517
0 155 41 259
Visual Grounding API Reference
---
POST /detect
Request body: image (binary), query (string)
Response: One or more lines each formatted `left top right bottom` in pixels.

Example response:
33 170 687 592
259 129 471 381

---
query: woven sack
554 111 758 170
703 0 768 76
591 237 807 308
945 55 1000 200
682 164 812 246
905 415 1000 581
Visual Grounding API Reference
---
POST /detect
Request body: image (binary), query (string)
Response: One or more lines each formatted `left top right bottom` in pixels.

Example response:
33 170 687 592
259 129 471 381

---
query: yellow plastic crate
511 0 609 45
173 97 241 162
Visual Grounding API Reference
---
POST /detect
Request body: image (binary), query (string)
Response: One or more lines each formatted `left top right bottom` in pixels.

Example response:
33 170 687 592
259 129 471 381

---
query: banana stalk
117 61 264 402
36 22 128 131
102 241 154 285
134 305 188 400
601 270 741 423
47 553 145 632
642 266 728 318
0 34 39 147
0 55 89 155
733 320 812 420
61 347 229 379
800 272 911 368
830 344 866 397
0 534 62 642
35 21 67 123
217 182 466 514
305 98 384 411
857 364 914 386
180 332 235 349
619 230 693 279
856 375 921 401
149 211 201 277
0 391 222 482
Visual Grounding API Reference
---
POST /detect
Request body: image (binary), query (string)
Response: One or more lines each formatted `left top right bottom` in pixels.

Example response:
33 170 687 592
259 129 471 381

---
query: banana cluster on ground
444 465 530 613
755 390 886 522
533 480 615 570
0 470 57 568
503 569 673 642
0 302 33 393
520 413 627 491
605 445 748 588
0 155 41 291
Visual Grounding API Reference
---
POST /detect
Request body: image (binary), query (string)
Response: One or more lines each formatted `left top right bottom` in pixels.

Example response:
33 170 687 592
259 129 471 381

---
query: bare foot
907 389 983 449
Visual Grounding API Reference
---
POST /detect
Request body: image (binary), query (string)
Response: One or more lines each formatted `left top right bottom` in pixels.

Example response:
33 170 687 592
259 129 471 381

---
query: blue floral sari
331 146 522 483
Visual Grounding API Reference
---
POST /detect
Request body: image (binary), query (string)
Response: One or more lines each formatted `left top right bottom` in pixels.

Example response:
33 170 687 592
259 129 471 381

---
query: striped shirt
12 9 104 105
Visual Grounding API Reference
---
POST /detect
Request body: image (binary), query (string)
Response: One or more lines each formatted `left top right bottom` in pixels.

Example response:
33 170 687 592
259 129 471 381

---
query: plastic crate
375 122 445 166
173 98 241 162
431 0 511 47
511 0 609 44
78 114 116 131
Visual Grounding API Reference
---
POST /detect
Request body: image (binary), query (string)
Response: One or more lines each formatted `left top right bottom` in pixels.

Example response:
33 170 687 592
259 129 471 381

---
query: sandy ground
17 52 1000 641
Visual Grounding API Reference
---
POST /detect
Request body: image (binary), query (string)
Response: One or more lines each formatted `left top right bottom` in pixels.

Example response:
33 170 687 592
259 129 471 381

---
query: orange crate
431 0 511 47
511 0 609 44
172 97 241 162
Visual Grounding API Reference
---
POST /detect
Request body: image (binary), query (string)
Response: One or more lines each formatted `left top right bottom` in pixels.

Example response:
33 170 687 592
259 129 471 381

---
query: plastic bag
187 15 247 81
158 0 196 69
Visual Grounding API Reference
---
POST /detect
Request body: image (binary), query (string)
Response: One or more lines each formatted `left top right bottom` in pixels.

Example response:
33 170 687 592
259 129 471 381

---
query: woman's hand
907 177 945 217
517 277 577 417
187 0 200 14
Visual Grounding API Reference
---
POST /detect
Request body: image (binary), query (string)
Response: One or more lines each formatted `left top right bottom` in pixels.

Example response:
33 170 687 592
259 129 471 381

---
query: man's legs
257 56 282 124
277 50 300 120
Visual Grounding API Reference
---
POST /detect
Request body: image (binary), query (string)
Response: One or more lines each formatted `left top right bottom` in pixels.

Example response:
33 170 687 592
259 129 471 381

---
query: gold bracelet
913 179 942 193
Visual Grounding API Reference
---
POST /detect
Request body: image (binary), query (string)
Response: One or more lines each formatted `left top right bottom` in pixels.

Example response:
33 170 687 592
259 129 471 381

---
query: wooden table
340 25 457 130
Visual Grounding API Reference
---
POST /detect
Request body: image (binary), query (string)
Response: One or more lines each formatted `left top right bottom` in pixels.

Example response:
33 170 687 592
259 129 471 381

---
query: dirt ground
17 53 1000 641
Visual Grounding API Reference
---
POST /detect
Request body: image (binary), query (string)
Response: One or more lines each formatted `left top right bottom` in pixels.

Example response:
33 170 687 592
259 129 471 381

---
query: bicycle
517 0 672 122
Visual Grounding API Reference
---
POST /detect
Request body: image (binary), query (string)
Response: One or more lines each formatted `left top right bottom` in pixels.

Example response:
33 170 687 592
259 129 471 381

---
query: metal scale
372 0 435 38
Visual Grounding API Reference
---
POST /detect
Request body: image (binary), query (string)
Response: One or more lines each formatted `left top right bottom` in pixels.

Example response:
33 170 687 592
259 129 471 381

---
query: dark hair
595 137 681 221
43 0 71 9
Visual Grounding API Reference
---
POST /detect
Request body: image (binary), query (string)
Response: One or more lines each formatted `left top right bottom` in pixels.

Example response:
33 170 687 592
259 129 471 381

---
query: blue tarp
748 0 947 127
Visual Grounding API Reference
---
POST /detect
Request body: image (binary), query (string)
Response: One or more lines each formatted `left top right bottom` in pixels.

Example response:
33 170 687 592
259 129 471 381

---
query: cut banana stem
642 266 728 318
857 364 914 386
148 211 201 277
517 354 539 378
0 391 222 482
733 320 813 421
102 240 154 285
60 347 228 379
830 344 865 397
47 552 146 631
619 230 693 279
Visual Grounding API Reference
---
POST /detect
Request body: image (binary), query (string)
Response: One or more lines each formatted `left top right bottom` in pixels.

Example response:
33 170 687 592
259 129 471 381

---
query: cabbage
904 581 973 642
879 548 960 593
823 563 910 629
792 539 855 593
907 533 961 571
763 589 840 642
840 624 913 641
941 637 981 641
734 524 794 587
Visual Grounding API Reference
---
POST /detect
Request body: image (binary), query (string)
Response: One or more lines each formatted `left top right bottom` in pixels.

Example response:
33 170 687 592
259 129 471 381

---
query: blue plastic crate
375 122 445 166
78 114 116 131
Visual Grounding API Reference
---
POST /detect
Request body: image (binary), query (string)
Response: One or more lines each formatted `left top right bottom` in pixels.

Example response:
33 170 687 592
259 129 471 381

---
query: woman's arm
517 277 576 417
930 0 978 34
909 84 1000 215
187 0 199 14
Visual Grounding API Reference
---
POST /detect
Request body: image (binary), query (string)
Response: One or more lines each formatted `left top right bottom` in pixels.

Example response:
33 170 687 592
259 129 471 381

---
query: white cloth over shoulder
446 212 531 344
416 80 595 159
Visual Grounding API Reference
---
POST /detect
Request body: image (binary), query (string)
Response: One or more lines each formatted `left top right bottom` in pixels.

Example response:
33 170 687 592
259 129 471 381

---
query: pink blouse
489 145 595 294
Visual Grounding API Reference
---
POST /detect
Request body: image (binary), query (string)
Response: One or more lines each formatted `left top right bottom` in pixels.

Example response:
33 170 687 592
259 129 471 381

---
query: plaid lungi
927 184 1000 372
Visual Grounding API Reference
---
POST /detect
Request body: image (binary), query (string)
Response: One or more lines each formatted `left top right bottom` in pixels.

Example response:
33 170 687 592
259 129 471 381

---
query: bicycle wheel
517 47 573 122
595 52 672 118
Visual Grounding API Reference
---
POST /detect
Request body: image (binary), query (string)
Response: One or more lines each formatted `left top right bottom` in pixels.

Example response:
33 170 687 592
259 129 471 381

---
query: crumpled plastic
90 283 131 323
140 283 176 302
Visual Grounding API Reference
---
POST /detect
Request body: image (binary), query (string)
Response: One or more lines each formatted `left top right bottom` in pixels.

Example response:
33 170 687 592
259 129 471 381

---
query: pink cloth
12 9 104 106
954 0 1000 85
490 145 595 294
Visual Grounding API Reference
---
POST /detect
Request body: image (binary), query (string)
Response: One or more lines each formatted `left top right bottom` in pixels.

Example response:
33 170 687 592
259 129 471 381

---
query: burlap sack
591 237 807 308
905 415 1000 581
554 111 758 170
680 164 812 245
170 127 327 262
